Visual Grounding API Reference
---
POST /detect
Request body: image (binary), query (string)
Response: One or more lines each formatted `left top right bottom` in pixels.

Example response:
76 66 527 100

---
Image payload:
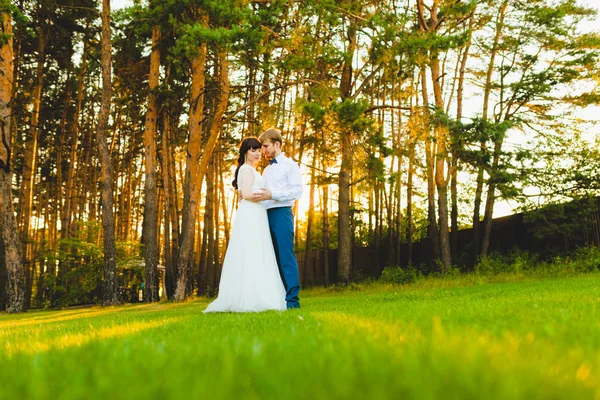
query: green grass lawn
1 273 599 399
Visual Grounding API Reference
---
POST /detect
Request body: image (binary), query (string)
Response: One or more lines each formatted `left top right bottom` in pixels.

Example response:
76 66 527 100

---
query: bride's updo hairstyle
232 137 262 189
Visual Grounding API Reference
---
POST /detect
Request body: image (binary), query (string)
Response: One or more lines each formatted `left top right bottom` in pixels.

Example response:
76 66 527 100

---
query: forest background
0 0 599 312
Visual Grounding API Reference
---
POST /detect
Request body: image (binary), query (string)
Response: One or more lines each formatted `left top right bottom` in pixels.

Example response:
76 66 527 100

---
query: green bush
475 251 539 276
549 246 600 274
380 266 419 285
328 282 362 292
573 246 600 271
475 247 600 277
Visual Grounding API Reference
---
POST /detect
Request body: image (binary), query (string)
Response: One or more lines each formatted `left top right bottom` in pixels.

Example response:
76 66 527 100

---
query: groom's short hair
259 128 283 144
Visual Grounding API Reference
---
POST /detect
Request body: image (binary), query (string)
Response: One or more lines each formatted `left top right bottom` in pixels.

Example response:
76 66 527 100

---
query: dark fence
296 197 600 286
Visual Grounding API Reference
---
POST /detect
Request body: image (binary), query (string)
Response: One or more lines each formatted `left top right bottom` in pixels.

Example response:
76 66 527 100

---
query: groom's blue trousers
267 207 300 308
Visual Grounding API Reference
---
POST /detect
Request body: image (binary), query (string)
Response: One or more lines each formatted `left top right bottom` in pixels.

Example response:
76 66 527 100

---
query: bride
203 137 286 313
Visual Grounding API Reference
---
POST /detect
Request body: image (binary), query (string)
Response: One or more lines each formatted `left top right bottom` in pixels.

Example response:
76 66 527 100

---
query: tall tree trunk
219 153 230 245
204 163 215 296
337 128 352 284
392 107 403 266
472 158 485 264
407 143 414 265
142 25 161 303
428 43 452 270
168 122 180 272
197 196 210 296
337 7 358 284
174 39 230 301
55 77 72 251
479 1 509 259
97 0 118 306
0 10 24 313
417 0 450 269
62 25 89 242
481 139 504 257
303 151 317 285
434 120 452 271
20 1 46 308
320 138 330 287
160 109 175 298
420 70 440 260
211 156 221 292
474 0 508 262
452 12 475 264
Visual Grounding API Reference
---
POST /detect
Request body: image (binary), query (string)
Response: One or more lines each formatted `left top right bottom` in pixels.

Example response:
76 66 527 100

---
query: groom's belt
266 206 292 211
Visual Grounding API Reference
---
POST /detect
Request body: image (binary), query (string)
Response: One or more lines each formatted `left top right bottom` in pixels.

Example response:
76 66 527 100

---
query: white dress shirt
262 153 304 210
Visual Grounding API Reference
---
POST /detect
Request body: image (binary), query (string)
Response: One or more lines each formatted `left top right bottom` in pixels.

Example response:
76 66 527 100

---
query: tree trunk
168 122 180 273
450 156 458 261
0 10 24 313
420 70 440 260
62 25 89 242
303 153 317 285
417 0 451 270
142 25 161 303
337 128 352 284
407 144 414 265
453 12 475 264
472 159 485 263
392 107 402 266
211 157 221 292
321 142 330 287
56 77 72 250
0 169 23 313
20 1 46 308
160 109 175 298
479 1 509 259
197 197 210 296
219 153 230 245
434 122 452 271
481 139 504 256
204 163 215 296
336 6 358 284
97 0 118 306
430 55 452 270
174 39 230 301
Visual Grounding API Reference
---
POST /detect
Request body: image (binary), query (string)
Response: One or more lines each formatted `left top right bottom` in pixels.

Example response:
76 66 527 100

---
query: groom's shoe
286 302 300 309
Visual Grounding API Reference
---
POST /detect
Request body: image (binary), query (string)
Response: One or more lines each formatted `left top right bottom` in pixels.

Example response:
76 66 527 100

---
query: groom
251 128 303 309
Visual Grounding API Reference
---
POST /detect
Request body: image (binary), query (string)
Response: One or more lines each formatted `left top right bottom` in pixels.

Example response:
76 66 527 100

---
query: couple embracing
204 128 303 313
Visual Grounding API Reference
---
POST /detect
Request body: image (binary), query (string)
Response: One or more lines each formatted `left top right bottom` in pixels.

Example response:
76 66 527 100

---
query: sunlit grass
1 273 599 399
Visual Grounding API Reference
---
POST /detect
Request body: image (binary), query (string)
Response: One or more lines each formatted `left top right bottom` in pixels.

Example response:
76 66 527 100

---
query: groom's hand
259 188 272 200
246 189 272 201
244 189 267 202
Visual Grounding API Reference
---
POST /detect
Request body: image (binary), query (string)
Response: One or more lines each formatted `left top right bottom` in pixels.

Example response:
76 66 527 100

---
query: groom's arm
243 189 267 202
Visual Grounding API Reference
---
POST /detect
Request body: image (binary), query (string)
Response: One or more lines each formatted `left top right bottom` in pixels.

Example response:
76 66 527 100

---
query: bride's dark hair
232 137 262 189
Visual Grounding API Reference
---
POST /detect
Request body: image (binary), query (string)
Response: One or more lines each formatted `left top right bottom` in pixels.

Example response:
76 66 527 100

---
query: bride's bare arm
238 168 263 201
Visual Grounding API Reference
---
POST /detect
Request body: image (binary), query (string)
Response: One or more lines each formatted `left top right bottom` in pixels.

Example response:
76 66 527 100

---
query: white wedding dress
204 164 286 313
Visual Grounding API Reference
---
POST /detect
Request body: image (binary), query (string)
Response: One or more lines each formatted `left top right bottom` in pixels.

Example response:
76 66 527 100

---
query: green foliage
380 266 419 285
326 281 362 292
524 197 599 245
475 251 539 276
44 236 104 308
475 247 600 277
0 0 27 26
39 223 147 308
295 211 338 252
332 99 373 133
298 100 327 130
